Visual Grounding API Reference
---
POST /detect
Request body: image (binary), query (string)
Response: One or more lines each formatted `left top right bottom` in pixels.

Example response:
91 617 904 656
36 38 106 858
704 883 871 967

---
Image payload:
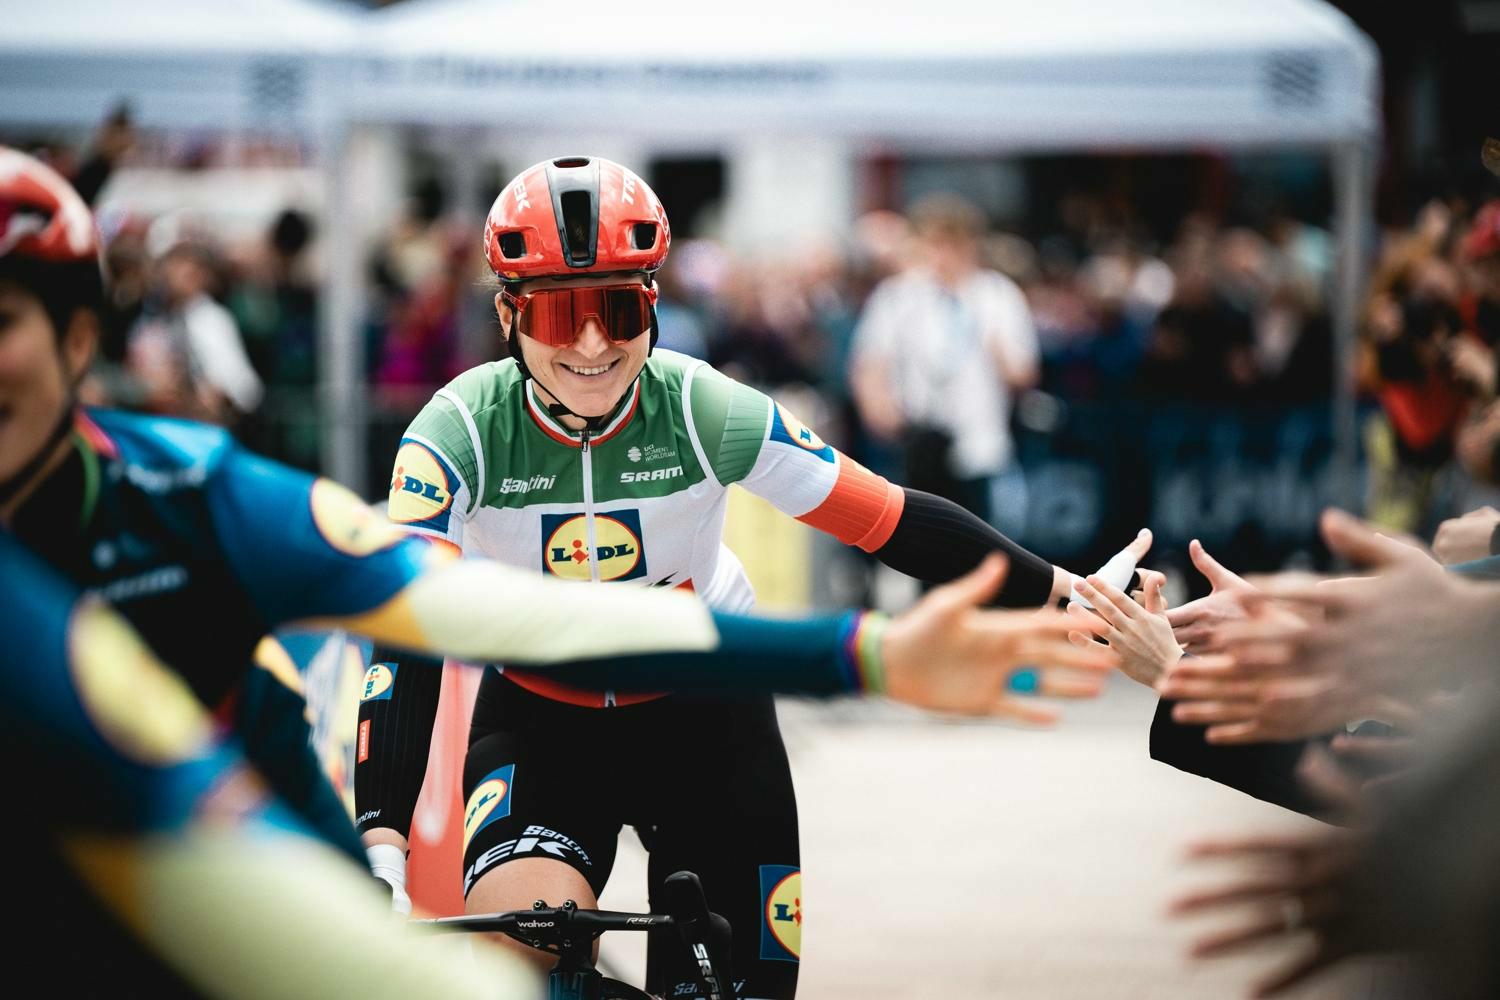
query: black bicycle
421 870 737 1000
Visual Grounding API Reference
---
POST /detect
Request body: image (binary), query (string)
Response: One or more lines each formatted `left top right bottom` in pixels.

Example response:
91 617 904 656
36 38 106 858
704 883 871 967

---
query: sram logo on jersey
620 466 682 484
388 439 458 531
540 509 648 582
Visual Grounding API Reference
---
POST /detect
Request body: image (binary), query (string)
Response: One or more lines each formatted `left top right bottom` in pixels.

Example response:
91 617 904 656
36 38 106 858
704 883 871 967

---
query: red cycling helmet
0 146 99 264
483 156 670 282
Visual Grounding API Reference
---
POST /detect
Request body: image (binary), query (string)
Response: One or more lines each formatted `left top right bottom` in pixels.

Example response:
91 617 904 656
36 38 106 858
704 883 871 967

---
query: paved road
598 678 1379 998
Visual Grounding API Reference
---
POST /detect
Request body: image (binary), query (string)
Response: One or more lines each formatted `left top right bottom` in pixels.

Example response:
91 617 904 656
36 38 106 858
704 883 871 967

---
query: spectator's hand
1067 569 1181 687
1164 540 1257 653
1172 828 1364 998
1159 510 1498 743
1433 505 1500 564
883 555 1119 722
1448 336 1497 398
1158 606 1350 743
1456 401 1500 483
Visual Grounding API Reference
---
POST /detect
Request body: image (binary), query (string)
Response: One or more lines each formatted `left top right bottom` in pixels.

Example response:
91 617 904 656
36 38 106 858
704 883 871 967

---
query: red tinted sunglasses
501 283 658 347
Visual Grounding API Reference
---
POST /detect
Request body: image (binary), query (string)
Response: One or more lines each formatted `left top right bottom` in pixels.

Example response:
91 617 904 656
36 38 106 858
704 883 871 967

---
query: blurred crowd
35 120 1500 556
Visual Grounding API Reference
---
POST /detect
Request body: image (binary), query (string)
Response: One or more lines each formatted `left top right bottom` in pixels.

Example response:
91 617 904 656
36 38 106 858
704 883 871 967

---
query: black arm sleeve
353 646 444 838
871 488 1056 608
1149 698 1328 817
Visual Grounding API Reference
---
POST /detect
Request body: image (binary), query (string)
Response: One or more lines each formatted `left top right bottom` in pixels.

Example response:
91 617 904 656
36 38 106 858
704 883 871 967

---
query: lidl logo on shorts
388 439 458 532
759 865 802 962
540 508 648 582
361 663 396 702
463 764 515 851
769 404 834 463
310 479 407 557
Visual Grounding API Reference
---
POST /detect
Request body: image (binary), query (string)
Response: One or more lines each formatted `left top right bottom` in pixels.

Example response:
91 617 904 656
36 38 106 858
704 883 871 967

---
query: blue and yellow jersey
1 532 542 998
10 409 429 708
9 409 885 708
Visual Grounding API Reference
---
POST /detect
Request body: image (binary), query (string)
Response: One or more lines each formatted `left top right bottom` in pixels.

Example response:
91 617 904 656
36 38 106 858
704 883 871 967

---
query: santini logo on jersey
498 474 557 495
619 466 683 483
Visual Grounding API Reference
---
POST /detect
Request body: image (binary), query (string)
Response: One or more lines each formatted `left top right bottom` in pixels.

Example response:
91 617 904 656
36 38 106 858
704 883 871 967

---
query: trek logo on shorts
361 663 396 701
388 438 458 532
769 404 834 463
540 508 648 582
759 865 802 962
463 764 515 851
357 720 372 763
464 826 593 895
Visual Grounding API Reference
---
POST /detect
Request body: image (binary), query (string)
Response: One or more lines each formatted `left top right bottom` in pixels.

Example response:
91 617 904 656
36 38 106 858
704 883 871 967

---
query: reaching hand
1171 828 1365 998
1159 509 1500 743
1432 505 1500 565
882 555 1120 723
1164 540 1258 653
1067 570 1182 688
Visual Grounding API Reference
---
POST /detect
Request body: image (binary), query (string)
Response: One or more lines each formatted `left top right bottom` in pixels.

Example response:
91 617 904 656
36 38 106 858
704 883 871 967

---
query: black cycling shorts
462 672 802 1000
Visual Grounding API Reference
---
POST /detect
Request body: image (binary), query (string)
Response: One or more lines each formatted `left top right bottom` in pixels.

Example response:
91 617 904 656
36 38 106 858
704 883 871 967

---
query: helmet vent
497 231 527 259
559 190 595 265
631 223 657 251
553 156 591 169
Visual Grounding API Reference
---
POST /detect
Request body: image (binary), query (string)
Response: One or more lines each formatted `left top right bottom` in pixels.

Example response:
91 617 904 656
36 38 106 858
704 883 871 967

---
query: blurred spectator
850 194 1039 535
653 264 709 360
228 208 319 389
128 241 264 424
1360 212 1471 533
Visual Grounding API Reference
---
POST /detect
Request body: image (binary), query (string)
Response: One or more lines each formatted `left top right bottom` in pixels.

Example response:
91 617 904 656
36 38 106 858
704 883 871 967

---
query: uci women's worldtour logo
463 764 516 851
540 509 649 582
388 439 458 532
759 865 801 962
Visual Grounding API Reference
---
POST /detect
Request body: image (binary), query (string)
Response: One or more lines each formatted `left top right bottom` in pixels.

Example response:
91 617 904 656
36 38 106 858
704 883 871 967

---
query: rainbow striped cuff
839 611 890 695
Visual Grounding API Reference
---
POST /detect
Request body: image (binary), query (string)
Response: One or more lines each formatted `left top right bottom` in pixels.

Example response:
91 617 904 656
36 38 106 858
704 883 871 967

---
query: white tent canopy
352 0 1378 150
0 0 355 133
0 0 1381 494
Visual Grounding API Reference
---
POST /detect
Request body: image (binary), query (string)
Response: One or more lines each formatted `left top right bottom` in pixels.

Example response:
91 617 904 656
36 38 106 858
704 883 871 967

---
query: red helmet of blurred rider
0 147 99 265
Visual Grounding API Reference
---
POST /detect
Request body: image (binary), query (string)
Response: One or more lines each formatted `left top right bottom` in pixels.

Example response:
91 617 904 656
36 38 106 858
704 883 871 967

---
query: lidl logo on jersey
540 509 648 582
759 865 802 962
388 439 458 532
310 479 406 557
769 404 834 463
360 663 396 702
463 764 515 851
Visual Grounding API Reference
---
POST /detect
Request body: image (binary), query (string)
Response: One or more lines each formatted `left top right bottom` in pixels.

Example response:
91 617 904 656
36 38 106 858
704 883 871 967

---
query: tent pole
320 121 367 492
1331 140 1370 512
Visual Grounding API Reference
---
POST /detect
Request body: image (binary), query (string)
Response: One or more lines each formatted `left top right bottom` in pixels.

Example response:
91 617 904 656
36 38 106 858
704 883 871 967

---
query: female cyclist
355 156 1149 999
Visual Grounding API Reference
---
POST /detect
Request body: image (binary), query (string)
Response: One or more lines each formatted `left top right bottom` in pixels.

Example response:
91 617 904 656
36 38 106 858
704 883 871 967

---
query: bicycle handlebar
422 904 673 940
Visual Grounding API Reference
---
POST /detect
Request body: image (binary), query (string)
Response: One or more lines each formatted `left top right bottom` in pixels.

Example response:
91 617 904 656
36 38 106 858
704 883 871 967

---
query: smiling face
0 280 92 489
496 273 652 425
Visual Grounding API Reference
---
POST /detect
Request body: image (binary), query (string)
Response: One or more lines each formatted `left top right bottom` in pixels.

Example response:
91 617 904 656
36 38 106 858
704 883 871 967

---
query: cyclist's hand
366 843 412 916
882 554 1119 723
1067 570 1182 688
